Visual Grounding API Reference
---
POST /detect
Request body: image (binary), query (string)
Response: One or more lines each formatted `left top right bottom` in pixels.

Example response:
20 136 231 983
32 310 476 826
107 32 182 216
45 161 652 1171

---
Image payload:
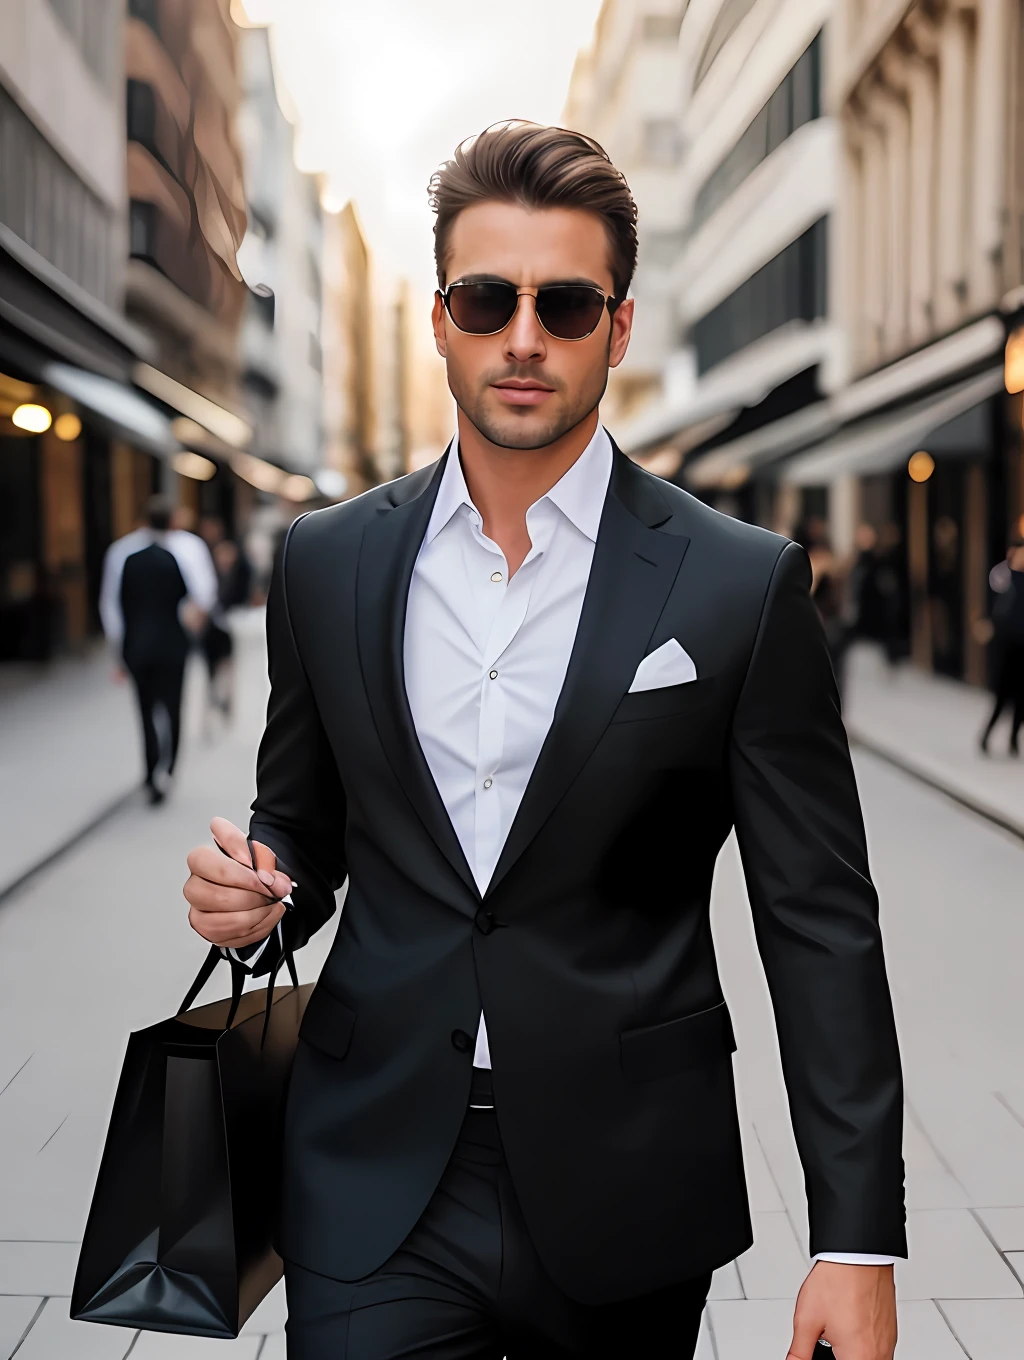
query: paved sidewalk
843 643 1024 839
0 648 140 899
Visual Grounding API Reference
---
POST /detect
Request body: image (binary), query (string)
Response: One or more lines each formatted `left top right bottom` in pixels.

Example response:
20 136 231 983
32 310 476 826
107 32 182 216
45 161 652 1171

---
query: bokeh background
1 3 1024 1358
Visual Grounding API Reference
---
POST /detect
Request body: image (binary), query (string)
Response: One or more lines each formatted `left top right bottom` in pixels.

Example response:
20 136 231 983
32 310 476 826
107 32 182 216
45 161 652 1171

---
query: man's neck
455 409 600 577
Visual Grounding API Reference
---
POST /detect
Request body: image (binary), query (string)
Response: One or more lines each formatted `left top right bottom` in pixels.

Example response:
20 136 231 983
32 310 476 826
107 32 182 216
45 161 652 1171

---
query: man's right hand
184 816 291 949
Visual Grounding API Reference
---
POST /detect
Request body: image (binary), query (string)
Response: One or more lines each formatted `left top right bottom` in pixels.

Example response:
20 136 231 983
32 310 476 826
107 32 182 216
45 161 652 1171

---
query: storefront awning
781 367 1004 486
41 360 179 455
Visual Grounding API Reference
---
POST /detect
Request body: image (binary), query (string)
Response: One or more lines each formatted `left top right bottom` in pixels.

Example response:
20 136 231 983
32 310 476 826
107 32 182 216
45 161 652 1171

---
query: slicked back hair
428 121 639 302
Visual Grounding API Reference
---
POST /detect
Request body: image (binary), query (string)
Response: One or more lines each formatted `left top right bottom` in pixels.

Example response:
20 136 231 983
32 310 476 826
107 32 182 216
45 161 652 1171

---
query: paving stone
894 1300 971 1358
939 1299 1024 1359
707 1299 795 1358
977 1208 1024 1251
734 1211 808 1300
692 1312 714 1360
129 1333 262 1358
15 1297 133 1358
0 1296 42 1359
0 1241 79 1296
708 1261 743 1300
896 1210 1022 1301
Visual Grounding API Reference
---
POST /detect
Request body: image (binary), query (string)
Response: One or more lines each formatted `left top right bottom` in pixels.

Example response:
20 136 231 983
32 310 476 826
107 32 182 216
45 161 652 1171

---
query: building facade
608 0 838 518
0 0 160 662
779 0 1024 684
565 0 689 431
235 22 324 481
321 201 377 497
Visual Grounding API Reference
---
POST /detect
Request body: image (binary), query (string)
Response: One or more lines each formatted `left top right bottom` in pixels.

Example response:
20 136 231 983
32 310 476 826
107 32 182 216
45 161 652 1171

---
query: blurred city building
778 0 1024 686
610 0 835 516
571 0 1024 688
565 0 687 440
0 0 157 662
322 201 377 498
233 18 326 553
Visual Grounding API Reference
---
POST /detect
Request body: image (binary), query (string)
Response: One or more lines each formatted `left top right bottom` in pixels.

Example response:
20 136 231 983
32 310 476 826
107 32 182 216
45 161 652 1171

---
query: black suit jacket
249 443 906 1302
120 542 189 671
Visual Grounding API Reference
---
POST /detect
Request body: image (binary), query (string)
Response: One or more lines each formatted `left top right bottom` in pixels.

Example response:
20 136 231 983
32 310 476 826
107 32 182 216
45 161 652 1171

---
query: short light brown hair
428 121 638 301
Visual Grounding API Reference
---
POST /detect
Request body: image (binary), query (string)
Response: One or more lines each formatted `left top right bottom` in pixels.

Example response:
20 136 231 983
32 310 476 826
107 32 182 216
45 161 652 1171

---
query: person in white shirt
182 124 904 1359
100 495 216 802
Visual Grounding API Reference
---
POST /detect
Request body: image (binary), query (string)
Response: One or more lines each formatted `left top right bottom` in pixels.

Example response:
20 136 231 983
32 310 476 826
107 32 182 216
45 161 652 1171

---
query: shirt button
483 778 493 789
489 670 498 680
451 1029 473 1054
490 571 503 583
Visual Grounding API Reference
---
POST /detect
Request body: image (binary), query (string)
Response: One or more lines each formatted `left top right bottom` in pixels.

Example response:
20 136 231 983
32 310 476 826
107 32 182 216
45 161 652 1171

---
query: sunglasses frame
439 279 621 341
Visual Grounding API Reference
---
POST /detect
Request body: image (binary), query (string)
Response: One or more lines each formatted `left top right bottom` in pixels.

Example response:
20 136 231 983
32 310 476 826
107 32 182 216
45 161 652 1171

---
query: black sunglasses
439 279 620 341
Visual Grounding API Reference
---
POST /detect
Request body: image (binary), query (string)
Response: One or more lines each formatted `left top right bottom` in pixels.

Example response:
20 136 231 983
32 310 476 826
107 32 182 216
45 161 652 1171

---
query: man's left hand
787 1262 896 1359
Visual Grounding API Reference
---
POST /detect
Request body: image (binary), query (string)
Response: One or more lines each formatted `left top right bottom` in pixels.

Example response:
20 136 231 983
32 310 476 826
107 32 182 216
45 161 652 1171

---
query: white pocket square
628 638 698 693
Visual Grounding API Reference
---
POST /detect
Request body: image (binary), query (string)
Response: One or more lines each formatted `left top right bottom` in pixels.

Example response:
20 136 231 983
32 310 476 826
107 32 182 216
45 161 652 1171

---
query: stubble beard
448 364 610 452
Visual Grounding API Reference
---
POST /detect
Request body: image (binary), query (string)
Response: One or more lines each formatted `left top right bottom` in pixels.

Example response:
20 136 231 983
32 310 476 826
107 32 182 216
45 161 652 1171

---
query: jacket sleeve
728 540 907 1258
247 521 348 975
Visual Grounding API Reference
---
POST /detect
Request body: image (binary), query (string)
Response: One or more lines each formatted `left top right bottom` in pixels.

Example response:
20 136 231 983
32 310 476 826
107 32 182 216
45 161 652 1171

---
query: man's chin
467 407 576 452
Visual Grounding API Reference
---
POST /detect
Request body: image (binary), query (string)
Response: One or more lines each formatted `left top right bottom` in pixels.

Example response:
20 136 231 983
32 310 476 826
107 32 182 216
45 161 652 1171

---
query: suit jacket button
451 1029 473 1054
475 908 496 936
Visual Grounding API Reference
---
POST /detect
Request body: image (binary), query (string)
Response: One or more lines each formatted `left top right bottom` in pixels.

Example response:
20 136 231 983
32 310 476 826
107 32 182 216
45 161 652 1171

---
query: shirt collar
424 424 613 547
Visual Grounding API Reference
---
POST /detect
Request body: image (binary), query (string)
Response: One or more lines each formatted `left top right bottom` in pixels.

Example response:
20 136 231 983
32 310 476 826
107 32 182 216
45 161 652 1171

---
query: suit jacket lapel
355 449 479 901
486 450 690 898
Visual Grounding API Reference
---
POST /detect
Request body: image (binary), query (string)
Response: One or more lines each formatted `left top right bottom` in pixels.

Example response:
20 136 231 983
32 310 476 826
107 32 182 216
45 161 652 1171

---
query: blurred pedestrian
201 530 254 727
795 518 849 694
99 495 217 803
980 539 1024 756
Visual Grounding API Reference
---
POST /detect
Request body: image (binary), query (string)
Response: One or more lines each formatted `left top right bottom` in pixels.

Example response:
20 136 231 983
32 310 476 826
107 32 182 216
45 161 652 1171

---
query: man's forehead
445 202 614 286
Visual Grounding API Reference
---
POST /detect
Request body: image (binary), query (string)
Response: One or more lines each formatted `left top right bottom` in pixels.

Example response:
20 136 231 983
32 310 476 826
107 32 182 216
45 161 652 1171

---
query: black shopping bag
71 945 311 1338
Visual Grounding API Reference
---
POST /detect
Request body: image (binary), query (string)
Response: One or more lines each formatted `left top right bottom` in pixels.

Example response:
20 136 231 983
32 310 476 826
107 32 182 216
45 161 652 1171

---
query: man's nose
502 294 547 363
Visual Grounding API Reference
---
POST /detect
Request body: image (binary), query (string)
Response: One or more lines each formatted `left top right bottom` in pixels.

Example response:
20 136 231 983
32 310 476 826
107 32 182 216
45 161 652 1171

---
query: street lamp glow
11 403 52 433
281 474 317 502
172 451 218 482
53 412 82 442
908 451 935 483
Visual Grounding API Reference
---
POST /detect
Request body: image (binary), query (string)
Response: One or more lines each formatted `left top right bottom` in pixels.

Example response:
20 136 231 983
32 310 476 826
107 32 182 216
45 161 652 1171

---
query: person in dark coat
981 540 1024 756
100 496 217 801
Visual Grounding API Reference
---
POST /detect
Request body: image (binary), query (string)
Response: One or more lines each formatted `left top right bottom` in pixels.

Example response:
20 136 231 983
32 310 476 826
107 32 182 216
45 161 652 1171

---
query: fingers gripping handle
178 836 298 1037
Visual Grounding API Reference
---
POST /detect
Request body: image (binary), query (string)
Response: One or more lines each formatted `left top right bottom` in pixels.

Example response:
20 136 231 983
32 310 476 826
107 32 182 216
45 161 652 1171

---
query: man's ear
432 291 448 358
608 297 634 370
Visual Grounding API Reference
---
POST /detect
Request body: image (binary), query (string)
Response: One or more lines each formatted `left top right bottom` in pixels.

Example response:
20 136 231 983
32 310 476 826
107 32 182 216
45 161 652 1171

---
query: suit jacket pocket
298 980 356 1061
620 1000 736 1082
609 677 716 724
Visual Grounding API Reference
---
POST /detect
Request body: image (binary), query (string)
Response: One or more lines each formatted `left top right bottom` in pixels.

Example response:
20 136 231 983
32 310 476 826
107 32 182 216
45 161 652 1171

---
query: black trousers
128 658 186 785
983 642 1024 750
284 1104 711 1359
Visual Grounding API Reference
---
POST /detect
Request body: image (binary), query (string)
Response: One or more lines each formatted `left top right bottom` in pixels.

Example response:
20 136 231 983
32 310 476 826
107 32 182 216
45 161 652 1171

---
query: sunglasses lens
536 287 607 340
447 282 518 334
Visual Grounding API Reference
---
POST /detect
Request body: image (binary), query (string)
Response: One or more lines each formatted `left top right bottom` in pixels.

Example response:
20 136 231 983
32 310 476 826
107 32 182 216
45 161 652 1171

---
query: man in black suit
101 496 216 802
184 124 905 1359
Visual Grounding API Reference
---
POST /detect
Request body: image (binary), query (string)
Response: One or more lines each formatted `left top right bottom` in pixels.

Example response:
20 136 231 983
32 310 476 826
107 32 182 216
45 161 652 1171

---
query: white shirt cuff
812 1253 897 1266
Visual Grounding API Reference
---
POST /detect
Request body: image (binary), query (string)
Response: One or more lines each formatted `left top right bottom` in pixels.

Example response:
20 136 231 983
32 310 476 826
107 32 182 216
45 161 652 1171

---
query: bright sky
237 0 604 291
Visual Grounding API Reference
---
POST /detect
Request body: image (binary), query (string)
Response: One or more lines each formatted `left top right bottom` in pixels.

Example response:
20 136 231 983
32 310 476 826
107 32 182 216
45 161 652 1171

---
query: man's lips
491 381 555 406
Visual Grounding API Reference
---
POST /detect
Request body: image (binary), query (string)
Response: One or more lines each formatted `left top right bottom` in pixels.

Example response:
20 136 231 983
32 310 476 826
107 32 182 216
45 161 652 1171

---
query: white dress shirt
99 527 218 648
405 424 612 1067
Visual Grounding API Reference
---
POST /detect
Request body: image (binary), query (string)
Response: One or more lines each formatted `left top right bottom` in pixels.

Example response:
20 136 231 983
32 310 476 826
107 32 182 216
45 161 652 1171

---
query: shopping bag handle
177 941 298 1042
